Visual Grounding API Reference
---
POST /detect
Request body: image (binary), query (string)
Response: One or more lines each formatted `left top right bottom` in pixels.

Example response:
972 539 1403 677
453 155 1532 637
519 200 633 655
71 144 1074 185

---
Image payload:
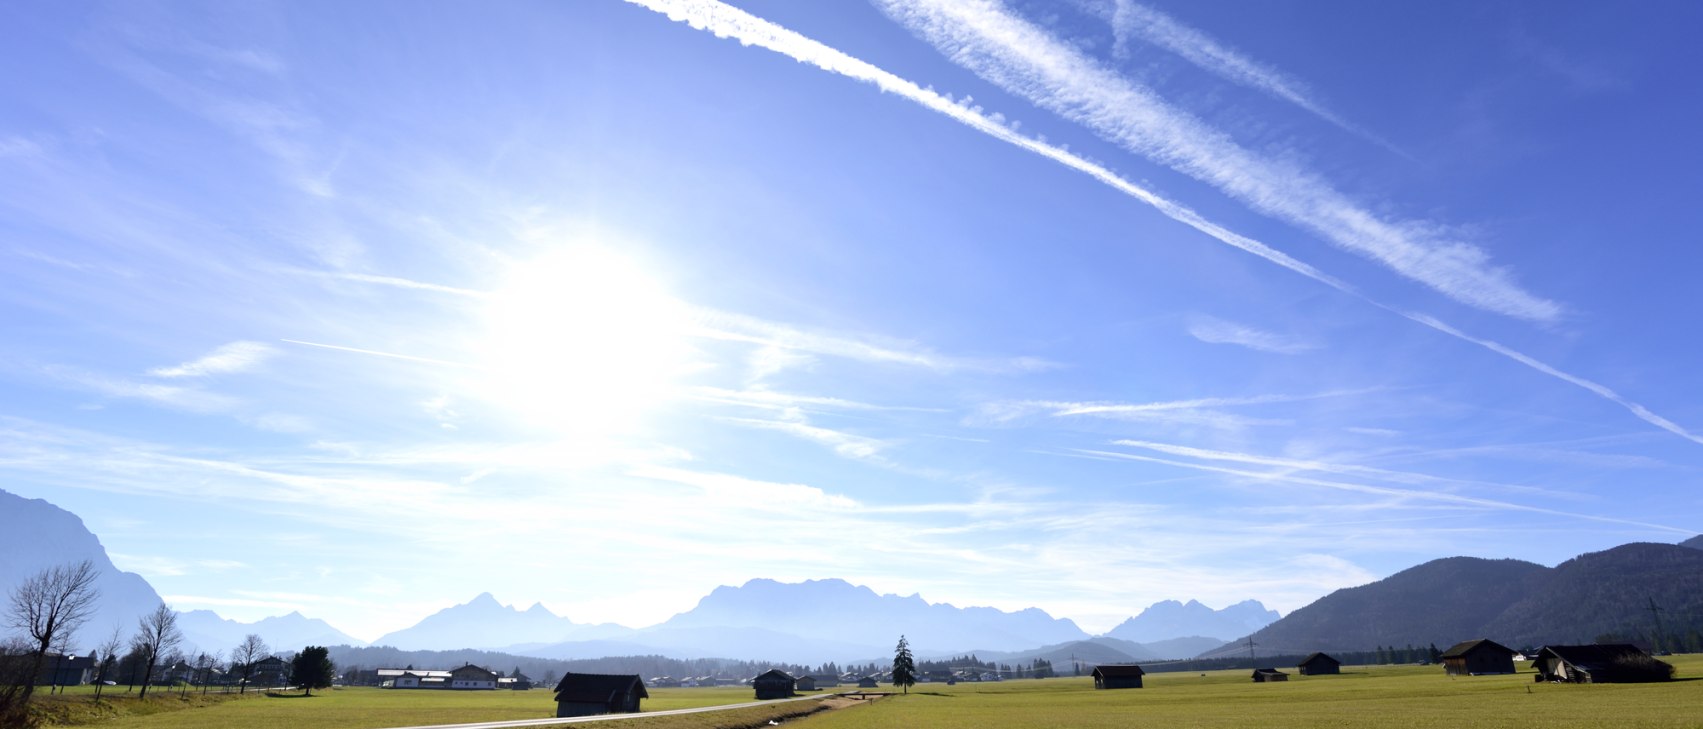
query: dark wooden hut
1440 639 1517 676
857 675 879 689
1534 644 1673 683
553 673 647 717
752 669 796 699
793 675 817 692
1251 668 1288 682
1091 664 1145 689
1297 652 1341 676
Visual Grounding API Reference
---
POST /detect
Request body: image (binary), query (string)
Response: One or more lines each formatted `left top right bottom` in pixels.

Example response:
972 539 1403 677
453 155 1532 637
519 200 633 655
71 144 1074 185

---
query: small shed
1297 652 1341 676
753 669 796 700
1252 668 1289 683
1440 639 1517 676
1091 664 1145 690
794 675 817 692
1534 644 1673 683
554 673 648 717
857 676 879 689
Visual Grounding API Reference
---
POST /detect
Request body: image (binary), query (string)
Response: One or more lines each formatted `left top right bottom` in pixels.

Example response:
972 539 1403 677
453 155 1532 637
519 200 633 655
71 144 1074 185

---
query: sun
474 243 695 435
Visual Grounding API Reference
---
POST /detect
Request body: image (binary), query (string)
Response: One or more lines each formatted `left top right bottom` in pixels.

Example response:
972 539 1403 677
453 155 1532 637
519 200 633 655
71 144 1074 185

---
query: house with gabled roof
554 673 647 717
753 669 795 699
1297 652 1341 675
449 664 498 689
1252 668 1288 682
1440 639 1517 676
1534 644 1673 683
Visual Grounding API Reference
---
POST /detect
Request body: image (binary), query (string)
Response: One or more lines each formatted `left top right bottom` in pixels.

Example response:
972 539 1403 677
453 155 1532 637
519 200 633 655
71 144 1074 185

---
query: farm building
794 675 817 692
753 669 796 699
807 674 840 688
1091 664 1145 689
554 673 648 717
1533 644 1674 683
1440 639 1517 676
1297 653 1341 675
857 676 879 689
449 664 499 689
1252 668 1289 683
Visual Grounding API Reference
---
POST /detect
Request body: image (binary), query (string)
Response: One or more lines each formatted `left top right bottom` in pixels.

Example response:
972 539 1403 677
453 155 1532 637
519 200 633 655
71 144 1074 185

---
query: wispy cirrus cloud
720 413 890 461
1187 315 1314 354
1093 1 1397 151
876 0 1559 323
981 391 1354 430
1074 446 1692 534
149 340 278 378
626 0 1703 449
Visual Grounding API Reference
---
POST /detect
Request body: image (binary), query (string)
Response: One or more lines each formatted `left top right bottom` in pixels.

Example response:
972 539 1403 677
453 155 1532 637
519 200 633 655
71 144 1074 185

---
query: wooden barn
1091 664 1145 690
794 675 817 692
752 669 796 699
857 675 879 688
1251 668 1289 683
1534 644 1673 683
1297 652 1341 676
1440 639 1517 676
553 673 648 717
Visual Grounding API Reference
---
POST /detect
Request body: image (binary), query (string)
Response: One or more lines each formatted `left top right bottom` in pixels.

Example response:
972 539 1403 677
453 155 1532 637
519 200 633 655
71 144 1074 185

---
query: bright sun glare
476 244 695 435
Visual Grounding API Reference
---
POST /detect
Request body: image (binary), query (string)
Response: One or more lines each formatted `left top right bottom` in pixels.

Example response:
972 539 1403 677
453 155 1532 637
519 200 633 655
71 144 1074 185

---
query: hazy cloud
1187 315 1315 354
149 340 278 378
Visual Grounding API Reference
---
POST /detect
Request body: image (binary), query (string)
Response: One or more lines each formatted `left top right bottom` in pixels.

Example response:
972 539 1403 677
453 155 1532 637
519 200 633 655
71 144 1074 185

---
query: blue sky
3 0 1700 642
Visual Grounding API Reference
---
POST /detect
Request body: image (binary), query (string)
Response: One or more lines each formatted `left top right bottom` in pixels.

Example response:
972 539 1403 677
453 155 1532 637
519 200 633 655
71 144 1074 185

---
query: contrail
619 0 1703 448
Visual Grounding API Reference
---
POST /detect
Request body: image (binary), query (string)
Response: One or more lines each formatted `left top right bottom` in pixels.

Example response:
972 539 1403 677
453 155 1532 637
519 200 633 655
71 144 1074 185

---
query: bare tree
4 560 101 707
231 634 267 694
133 604 181 699
93 624 124 701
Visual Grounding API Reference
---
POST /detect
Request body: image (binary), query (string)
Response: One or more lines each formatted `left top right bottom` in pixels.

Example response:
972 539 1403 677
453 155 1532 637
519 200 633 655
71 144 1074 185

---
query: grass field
30 657 1703 728
794 657 1703 729
31 684 769 728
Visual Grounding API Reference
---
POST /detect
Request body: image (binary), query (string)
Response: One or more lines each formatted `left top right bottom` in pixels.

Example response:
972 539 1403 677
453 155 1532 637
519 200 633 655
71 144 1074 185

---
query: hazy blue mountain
1141 636 1228 660
1103 598 1280 643
0 488 165 649
177 609 365 655
1681 534 1703 550
654 578 1091 655
969 636 1156 668
1480 542 1703 646
371 592 633 651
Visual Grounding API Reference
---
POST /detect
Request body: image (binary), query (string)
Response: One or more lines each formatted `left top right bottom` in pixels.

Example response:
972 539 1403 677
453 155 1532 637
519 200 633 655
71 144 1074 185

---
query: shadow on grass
912 692 955 697
264 691 318 698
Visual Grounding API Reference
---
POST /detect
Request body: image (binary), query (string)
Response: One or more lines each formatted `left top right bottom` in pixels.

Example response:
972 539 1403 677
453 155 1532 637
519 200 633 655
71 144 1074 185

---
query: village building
1533 644 1673 683
793 675 817 692
857 675 880 689
1252 668 1289 682
247 656 289 688
554 673 648 717
1091 664 1145 689
807 674 840 688
497 672 533 690
449 664 499 689
1440 639 1517 676
1297 653 1341 675
752 669 796 699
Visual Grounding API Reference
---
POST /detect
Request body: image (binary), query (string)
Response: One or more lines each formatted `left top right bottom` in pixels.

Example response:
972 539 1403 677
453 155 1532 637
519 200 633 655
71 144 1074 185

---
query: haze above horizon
2 0 1700 642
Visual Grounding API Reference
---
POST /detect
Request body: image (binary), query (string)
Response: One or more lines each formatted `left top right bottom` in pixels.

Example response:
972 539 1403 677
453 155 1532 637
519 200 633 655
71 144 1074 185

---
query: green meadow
798 657 1703 729
32 657 1703 729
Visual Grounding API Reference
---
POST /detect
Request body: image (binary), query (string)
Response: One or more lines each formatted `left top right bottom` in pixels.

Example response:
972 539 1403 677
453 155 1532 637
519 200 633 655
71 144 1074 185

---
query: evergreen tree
291 646 336 697
891 635 916 694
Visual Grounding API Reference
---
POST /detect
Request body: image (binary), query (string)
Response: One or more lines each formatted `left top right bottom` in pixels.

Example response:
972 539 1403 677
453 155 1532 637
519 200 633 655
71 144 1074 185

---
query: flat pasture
36 684 765 729
795 657 1703 729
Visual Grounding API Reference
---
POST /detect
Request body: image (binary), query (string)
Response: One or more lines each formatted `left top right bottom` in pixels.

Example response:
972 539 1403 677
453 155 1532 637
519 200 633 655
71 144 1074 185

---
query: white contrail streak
877 0 1558 322
619 0 1703 448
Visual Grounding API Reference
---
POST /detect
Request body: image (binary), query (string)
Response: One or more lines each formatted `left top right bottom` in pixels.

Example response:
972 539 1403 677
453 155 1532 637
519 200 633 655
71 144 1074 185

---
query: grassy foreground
32 657 1703 728
795 657 1703 729
32 684 768 728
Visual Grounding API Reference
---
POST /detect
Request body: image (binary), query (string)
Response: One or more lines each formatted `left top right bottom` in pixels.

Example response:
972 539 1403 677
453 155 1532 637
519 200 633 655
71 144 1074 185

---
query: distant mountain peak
1104 597 1280 643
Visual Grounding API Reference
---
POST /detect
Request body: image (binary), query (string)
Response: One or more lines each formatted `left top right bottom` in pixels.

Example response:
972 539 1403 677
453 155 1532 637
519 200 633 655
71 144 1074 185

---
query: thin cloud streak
1074 447 1692 534
1098 1 1402 153
1187 315 1314 354
626 0 1703 449
149 340 278 378
877 0 1560 322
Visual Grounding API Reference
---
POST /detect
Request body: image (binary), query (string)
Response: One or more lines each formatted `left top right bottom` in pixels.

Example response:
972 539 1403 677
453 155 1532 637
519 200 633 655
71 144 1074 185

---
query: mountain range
1201 540 1703 657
